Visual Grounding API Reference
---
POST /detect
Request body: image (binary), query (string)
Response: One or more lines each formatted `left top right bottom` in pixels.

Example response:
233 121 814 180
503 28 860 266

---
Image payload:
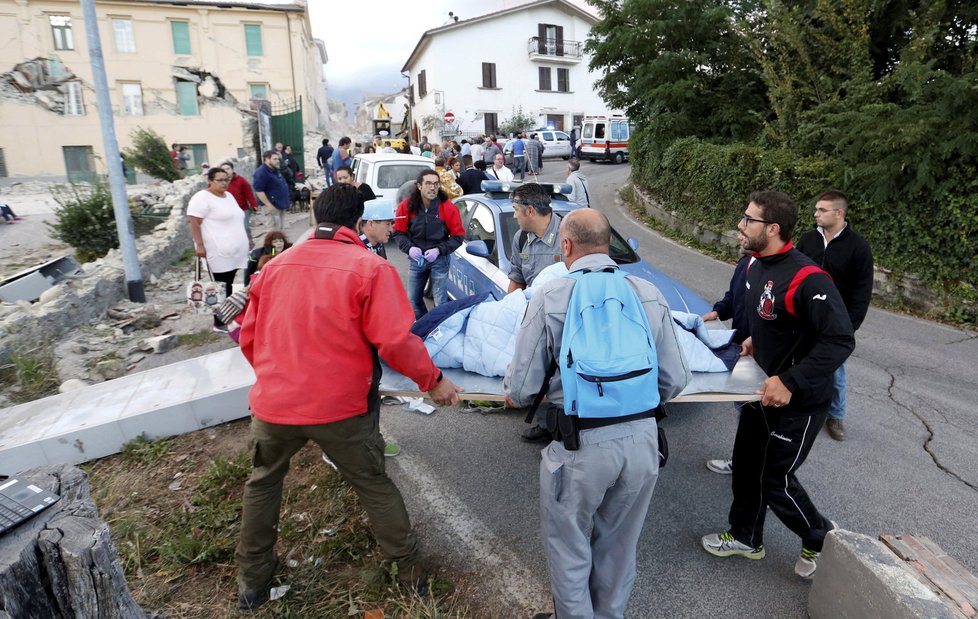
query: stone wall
0 158 255 363
629 185 947 317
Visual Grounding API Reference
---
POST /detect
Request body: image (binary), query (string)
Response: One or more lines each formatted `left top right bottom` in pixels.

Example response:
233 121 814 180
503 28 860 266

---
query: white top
187 189 249 273
470 143 485 162
487 165 514 182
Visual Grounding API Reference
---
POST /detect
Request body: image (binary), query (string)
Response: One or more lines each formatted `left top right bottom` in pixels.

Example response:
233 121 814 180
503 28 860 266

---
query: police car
447 181 711 314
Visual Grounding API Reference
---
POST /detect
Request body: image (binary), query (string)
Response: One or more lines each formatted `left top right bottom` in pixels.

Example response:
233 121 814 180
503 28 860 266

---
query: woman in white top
187 167 249 330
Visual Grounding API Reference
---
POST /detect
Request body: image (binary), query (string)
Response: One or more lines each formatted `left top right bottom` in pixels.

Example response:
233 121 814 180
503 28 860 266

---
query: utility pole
80 0 145 302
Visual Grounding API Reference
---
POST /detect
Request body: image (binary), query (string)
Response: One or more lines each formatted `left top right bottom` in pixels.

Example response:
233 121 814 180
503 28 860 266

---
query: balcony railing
527 37 583 61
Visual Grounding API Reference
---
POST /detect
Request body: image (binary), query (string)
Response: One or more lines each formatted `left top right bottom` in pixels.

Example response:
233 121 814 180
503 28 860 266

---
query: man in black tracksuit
796 189 873 441
702 191 855 580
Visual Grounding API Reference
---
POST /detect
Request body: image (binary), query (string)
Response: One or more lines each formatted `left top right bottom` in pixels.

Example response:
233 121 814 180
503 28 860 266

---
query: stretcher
379 354 766 404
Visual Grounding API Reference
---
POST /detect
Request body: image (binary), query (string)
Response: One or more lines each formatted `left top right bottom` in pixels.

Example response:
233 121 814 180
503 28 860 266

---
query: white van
350 153 435 202
579 115 633 164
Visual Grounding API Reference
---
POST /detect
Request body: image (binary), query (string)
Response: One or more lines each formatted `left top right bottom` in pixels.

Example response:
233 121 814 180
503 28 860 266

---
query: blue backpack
559 268 660 418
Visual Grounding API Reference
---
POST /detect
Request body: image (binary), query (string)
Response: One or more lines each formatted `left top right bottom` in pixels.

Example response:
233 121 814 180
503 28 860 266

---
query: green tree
47 180 123 262
123 127 181 182
585 0 768 154
498 105 536 137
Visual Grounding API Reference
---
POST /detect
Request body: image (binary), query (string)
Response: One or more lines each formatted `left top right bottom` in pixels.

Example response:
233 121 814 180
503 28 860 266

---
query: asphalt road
376 161 978 618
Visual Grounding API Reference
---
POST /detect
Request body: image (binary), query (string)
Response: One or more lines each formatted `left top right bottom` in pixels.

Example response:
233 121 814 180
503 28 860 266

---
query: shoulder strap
581 179 590 207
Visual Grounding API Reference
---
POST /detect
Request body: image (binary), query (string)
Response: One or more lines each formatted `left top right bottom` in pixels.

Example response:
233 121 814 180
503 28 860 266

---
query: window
63 146 95 181
538 67 552 91
481 62 497 88
249 83 268 99
63 81 84 116
175 80 198 115
466 205 498 265
171 21 191 55
537 23 564 56
112 19 135 53
244 24 263 56
47 58 63 78
418 70 427 98
610 121 621 141
557 68 569 92
121 83 142 116
50 15 73 51
484 112 498 135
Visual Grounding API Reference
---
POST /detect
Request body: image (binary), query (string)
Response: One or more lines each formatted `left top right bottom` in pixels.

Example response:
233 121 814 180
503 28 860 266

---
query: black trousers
728 402 832 551
212 269 237 327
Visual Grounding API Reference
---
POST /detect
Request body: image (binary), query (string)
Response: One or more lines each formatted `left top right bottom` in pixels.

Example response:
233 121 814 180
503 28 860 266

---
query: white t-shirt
470 143 485 163
487 165 514 182
187 189 249 273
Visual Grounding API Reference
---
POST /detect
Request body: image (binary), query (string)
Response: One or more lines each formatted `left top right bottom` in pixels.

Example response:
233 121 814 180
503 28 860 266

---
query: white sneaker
795 547 819 578
701 531 765 559
706 459 733 474
321 451 338 471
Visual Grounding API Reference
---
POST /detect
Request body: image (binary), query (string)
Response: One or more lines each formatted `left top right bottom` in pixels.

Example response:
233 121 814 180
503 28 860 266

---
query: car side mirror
627 238 640 251
466 240 490 258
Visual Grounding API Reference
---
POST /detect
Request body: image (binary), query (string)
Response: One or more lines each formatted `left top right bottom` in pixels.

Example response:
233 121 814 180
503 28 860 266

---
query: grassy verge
0 341 61 403
86 421 471 618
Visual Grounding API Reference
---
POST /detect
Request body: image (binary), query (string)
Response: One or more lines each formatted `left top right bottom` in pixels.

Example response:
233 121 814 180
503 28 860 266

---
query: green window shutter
176 81 198 115
171 21 190 55
244 24 263 57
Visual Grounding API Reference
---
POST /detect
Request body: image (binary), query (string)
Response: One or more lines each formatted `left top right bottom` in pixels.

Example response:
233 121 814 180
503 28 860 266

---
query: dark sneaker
826 419 846 441
701 531 766 560
520 424 552 443
237 589 269 612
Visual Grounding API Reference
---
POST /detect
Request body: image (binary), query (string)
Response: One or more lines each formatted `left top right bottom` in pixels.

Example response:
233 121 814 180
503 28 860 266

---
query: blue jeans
513 156 525 180
829 363 846 420
407 254 449 319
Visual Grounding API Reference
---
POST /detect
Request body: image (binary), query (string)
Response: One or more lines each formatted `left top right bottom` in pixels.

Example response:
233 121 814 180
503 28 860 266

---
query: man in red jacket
235 183 461 611
221 161 258 246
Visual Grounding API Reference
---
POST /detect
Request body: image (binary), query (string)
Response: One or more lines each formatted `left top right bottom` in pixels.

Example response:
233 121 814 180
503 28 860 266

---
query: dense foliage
122 127 181 182
48 180 123 262
587 0 978 313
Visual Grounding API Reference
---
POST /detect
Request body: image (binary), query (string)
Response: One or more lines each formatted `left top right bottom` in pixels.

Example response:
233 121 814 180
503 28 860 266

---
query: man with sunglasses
701 191 854 580
796 190 874 441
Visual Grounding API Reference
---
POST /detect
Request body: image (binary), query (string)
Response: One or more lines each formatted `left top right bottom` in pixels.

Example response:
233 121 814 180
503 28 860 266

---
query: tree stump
0 464 152 618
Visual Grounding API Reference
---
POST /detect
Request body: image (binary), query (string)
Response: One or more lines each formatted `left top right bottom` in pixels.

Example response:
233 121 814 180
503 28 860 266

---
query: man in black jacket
701 191 854 580
457 155 485 195
796 190 873 441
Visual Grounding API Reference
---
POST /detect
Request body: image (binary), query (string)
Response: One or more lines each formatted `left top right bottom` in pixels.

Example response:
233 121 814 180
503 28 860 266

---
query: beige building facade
0 0 327 178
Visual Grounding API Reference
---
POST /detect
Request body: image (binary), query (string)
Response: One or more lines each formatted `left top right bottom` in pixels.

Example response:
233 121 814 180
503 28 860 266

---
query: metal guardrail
527 37 584 59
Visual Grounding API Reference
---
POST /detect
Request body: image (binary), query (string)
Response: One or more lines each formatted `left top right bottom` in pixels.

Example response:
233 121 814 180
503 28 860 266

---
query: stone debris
143 334 178 354
58 379 88 393
95 359 124 380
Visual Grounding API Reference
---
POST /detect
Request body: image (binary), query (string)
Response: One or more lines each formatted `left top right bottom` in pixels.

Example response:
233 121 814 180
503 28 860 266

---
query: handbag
186 257 226 314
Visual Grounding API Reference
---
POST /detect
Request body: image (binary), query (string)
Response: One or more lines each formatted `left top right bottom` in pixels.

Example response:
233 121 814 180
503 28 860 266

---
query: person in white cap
358 200 400 260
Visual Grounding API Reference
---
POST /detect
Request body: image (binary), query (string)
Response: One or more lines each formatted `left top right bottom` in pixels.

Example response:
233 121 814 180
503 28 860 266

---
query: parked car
350 153 434 203
446 181 711 314
502 131 574 166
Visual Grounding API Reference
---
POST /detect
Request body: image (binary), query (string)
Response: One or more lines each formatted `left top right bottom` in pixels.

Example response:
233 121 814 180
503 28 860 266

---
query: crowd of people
181 138 870 617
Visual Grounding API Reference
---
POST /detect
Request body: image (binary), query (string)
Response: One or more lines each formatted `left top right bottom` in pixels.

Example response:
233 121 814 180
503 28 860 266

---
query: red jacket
239 225 441 425
227 174 258 211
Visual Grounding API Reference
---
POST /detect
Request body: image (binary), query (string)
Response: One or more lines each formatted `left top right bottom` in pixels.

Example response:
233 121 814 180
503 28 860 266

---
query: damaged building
0 0 328 178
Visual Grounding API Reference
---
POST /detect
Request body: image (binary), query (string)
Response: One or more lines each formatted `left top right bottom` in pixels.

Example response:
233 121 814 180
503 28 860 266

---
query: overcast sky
307 0 592 118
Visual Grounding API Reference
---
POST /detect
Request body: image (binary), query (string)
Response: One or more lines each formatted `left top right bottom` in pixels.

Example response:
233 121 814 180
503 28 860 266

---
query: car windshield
499 212 638 265
376 164 431 189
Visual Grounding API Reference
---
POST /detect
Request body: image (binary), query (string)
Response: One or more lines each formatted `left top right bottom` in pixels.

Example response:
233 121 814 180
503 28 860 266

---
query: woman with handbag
187 167 250 332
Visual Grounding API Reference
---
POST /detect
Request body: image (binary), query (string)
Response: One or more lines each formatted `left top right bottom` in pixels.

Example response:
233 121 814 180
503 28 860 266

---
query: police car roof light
479 180 572 195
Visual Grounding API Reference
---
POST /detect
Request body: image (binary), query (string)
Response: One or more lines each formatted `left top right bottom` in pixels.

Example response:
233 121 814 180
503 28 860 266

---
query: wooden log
0 464 153 619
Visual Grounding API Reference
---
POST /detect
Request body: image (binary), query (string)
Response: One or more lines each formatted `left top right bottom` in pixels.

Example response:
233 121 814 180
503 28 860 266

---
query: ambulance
578 115 634 164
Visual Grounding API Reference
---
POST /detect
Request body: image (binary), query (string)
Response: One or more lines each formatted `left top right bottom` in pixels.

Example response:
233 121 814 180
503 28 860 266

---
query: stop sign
444 111 455 124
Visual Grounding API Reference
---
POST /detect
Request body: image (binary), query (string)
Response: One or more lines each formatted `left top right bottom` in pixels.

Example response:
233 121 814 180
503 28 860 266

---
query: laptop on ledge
0 476 61 535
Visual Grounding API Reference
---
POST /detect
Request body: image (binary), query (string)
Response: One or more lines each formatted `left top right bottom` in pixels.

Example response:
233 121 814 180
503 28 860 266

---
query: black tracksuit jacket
796 225 874 330
746 244 855 415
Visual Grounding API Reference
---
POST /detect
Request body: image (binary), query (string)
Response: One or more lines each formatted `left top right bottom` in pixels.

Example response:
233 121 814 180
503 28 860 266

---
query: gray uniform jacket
504 253 691 408
567 171 590 206
508 214 562 287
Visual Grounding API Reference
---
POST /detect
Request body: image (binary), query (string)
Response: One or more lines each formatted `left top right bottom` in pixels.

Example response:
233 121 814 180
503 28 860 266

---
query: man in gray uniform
507 182 565 443
504 209 690 619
